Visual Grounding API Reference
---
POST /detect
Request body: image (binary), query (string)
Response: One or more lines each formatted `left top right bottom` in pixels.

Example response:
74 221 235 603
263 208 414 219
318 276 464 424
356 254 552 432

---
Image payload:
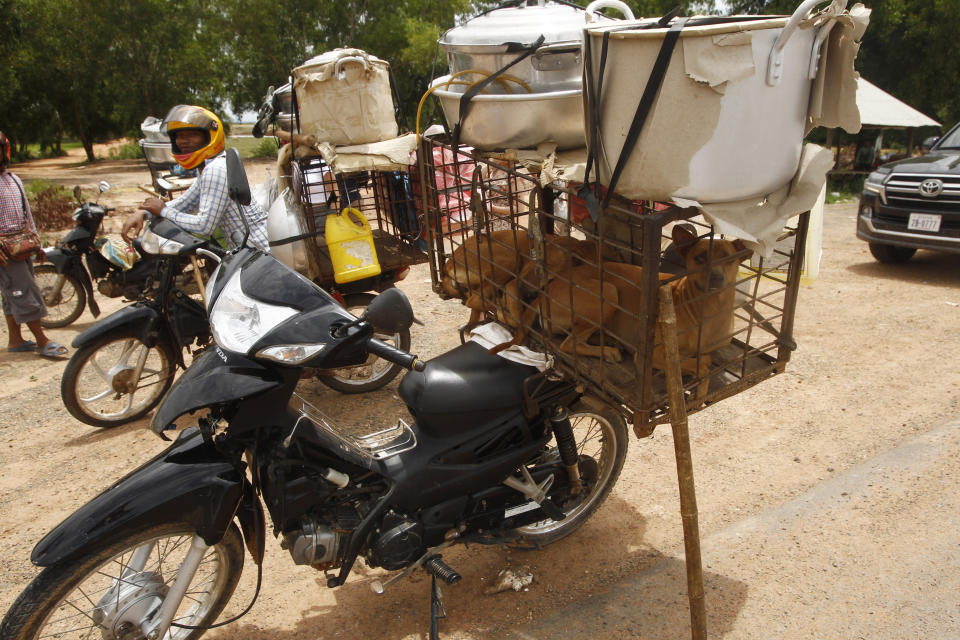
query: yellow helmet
161 105 225 170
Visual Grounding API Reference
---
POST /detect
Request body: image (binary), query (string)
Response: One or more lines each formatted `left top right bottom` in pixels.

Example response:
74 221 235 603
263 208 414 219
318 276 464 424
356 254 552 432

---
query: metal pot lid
439 2 587 48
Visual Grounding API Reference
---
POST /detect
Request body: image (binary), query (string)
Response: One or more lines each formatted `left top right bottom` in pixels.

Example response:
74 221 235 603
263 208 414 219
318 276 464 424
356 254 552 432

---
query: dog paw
603 347 622 362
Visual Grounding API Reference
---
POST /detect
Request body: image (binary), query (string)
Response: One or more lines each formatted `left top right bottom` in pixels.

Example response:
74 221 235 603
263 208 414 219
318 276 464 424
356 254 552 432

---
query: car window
935 124 960 149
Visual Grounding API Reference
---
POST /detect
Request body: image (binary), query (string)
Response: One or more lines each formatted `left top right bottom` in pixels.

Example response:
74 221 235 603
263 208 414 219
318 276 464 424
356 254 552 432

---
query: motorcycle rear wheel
317 292 411 394
0 523 244 640
34 264 85 328
512 397 628 547
61 331 177 428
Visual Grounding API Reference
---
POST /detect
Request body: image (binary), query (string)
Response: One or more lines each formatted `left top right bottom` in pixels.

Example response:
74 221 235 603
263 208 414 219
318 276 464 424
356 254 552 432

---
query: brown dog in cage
493 225 747 403
441 229 531 326
441 230 598 326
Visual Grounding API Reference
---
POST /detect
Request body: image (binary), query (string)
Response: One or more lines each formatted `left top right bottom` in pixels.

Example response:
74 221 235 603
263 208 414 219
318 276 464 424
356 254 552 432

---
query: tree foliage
0 0 956 161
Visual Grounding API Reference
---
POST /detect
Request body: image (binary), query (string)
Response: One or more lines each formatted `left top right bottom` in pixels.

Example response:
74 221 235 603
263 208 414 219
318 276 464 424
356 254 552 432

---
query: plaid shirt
0 170 36 234
161 152 270 252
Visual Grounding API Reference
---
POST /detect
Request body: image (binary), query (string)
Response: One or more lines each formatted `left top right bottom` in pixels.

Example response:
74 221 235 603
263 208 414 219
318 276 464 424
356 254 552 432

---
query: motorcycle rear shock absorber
550 406 583 495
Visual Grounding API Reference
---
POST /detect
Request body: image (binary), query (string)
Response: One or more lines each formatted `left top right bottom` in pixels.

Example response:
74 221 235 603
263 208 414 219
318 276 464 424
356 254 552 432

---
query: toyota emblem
919 178 943 197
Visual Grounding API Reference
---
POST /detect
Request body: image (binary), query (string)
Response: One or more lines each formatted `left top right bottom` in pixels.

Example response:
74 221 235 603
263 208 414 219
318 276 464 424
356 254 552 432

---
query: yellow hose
416 69 534 144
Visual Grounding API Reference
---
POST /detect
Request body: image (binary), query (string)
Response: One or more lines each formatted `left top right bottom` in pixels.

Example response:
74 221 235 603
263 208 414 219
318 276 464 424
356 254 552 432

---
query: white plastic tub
585 1 842 203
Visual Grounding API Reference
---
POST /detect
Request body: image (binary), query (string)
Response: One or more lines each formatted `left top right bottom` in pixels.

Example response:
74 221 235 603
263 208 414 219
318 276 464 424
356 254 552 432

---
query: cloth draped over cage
313 134 419 175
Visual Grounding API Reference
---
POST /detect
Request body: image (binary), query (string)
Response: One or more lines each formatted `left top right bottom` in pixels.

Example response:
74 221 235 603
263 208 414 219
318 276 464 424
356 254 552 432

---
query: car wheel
869 242 916 264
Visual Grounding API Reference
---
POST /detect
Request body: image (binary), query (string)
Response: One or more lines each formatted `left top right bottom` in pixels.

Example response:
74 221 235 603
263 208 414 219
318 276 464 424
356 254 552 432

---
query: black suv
857 121 960 263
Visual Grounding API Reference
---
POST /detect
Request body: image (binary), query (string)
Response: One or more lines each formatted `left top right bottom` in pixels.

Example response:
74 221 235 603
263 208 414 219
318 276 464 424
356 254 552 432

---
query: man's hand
121 211 148 244
140 197 165 216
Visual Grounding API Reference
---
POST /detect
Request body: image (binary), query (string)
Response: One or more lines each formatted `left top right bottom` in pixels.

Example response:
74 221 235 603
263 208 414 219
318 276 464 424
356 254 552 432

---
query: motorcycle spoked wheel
33 264 86 329
61 330 177 428
0 523 244 640
317 292 412 394
512 397 628 547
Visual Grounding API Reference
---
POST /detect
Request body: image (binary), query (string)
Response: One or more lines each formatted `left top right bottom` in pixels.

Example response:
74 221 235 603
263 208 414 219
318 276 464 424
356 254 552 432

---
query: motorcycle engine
97 280 125 298
368 511 425 571
281 518 346 570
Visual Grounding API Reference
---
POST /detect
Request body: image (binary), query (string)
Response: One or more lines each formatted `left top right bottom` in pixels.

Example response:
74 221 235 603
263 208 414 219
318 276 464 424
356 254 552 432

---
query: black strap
602 17 688 210
452 34 546 149
268 227 326 248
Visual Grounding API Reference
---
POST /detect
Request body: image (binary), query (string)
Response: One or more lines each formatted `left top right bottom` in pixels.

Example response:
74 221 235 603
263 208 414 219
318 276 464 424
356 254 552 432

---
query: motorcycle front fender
43 248 75 273
70 303 159 349
150 346 288 435
31 428 260 567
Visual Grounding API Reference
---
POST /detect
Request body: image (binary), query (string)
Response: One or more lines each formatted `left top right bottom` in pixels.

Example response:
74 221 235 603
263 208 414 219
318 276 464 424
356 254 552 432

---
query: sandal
7 341 37 353
38 341 69 358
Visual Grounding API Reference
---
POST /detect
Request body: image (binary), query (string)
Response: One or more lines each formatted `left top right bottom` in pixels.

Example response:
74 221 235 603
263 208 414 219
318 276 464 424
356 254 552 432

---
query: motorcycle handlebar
366 337 425 372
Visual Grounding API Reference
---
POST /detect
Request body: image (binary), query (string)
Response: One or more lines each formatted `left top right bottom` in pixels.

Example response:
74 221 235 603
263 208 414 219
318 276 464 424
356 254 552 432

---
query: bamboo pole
657 285 707 640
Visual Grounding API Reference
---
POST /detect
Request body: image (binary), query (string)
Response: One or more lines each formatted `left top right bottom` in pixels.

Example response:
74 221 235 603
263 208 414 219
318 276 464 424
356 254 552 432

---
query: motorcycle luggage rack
292 393 416 462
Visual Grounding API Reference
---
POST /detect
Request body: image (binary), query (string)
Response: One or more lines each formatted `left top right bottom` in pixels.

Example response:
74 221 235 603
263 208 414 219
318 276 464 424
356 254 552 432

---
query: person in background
0 131 68 358
121 105 270 252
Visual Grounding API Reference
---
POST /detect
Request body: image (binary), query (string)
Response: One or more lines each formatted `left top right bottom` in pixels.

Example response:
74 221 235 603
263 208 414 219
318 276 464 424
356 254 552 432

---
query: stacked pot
433 0 633 151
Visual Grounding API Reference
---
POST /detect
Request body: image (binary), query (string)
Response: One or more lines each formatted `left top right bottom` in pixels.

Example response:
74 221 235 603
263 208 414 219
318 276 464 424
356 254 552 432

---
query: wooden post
657 285 707 640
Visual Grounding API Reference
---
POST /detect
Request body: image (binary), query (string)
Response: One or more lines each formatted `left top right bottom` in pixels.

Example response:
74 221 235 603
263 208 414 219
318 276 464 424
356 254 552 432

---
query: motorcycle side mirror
225 147 253 250
226 147 251 206
98 181 110 193
72 185 82 202
363 288 415 334
921 136 939 152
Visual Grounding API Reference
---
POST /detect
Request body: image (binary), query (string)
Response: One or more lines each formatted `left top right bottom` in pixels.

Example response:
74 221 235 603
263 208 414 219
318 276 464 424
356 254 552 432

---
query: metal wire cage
418 137 808 433
285 156 429 282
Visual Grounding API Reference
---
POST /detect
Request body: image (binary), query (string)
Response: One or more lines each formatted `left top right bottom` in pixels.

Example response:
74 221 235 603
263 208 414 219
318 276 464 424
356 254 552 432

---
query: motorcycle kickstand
430 574 444 640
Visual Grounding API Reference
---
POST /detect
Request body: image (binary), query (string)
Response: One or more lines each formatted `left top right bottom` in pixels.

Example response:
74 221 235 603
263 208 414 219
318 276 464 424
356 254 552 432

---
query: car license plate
907 213 942 232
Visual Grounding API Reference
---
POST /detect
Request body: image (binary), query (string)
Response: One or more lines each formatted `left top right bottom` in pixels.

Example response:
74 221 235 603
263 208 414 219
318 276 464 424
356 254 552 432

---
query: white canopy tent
828 77 941 171
856 77 941 129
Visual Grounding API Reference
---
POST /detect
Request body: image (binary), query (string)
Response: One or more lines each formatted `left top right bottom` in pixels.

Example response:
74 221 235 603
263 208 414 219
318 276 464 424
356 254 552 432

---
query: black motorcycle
58 217 217 428
37 182 166 328
0 152 629 640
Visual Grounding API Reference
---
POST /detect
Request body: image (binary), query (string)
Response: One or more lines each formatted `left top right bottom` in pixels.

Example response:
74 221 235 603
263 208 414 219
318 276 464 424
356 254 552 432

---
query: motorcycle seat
398 341 537 438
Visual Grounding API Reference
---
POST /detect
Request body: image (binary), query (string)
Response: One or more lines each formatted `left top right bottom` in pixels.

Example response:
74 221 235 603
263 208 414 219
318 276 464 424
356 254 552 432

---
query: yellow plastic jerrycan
324 207 381 284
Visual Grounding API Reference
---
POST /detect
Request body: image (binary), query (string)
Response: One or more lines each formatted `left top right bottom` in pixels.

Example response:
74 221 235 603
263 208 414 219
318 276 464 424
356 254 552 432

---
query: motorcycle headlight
140 228 184 255
209 271 298 354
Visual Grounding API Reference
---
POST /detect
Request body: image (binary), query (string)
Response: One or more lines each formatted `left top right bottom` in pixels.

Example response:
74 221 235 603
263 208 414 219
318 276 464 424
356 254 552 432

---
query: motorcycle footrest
423 555 461 585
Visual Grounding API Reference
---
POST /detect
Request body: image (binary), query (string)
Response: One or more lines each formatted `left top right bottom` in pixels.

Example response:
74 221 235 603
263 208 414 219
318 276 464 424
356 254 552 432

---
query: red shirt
0 170 35 234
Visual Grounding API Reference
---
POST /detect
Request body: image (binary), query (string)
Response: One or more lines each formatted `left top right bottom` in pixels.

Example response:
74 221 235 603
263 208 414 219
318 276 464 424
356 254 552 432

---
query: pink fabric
433 147 475 222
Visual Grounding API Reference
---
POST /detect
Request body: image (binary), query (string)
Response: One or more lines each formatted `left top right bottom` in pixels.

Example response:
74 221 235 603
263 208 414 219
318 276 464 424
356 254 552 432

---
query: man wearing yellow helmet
122 105 270 252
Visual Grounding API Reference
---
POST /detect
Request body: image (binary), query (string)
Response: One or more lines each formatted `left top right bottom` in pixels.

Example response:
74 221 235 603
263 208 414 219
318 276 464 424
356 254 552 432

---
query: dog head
672 224 747 293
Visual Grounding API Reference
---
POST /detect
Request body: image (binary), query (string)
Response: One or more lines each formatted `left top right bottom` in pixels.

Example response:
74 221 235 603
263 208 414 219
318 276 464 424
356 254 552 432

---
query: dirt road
1 150 958 638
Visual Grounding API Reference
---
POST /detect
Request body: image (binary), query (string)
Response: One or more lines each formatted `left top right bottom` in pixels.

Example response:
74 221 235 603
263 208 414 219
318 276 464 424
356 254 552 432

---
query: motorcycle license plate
907 213 941 232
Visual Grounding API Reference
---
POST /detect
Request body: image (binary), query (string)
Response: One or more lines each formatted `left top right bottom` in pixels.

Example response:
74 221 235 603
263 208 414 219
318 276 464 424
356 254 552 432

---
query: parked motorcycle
59 217 217 428
0 154 629 640
36 182 164 327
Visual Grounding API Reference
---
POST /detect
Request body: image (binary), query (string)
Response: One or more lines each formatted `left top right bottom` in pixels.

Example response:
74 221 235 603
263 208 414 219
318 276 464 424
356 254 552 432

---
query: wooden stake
657 285 707 640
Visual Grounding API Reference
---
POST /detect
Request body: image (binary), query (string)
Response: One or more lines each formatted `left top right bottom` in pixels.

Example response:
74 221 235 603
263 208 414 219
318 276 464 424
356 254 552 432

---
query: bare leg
4 313 27 348
25 319 52 350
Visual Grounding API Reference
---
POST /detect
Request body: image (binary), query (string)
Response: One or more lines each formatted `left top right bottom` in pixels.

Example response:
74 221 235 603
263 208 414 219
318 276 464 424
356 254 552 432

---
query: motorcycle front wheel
317 292 412 394
34 264 86 328
0 523 244 640
61 331 177 428
512 397 628 547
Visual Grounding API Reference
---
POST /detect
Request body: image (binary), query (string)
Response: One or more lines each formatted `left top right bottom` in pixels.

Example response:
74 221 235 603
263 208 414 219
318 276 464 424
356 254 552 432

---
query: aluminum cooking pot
438 0 633 93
